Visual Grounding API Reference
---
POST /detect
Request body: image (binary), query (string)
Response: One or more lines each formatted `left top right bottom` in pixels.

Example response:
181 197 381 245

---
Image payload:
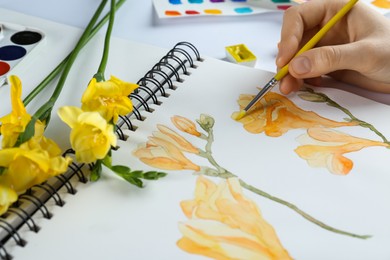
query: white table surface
1 0 390 104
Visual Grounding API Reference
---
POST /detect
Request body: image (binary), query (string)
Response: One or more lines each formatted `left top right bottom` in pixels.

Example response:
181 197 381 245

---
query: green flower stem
302 88 389 144
199 126 370 239
23 60 65 106
95 0 116 81
23 0 126 106
32 0 109 121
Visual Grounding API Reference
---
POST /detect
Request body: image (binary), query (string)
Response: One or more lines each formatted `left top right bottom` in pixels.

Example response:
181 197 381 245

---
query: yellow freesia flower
295 128 389 175
57 106 117 163
178 176 292 260
171 115 201 137
0 75 32 148
81 76 138 123
233 92 357 137
133 123 200 171
0 185 18 216
0 134 71 194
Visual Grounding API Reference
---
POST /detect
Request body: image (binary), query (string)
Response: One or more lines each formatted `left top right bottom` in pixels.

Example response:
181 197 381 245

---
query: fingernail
291 56 311 74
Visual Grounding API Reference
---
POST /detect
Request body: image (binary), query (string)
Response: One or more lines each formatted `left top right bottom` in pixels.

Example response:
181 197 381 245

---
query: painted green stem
238 179 370 239
328 99 389 144
198 127 226 174
198 123 370 239
23 0 127 106
302 88 389 144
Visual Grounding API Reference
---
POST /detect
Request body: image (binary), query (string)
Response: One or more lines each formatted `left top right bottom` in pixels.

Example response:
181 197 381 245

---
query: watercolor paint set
153 0 294 18
0 22 45 87
293 0 390 14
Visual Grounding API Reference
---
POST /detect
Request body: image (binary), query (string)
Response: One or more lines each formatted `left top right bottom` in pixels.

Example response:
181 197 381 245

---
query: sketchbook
1 8 390 260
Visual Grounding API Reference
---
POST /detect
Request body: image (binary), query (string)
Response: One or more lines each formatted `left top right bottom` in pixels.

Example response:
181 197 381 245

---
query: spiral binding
116 41 202 136
0 41 202 260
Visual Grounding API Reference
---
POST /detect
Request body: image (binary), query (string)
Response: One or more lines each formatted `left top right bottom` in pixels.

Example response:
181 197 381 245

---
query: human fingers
329 70 390 93
304 77 322 87
279 75 303 95
276 0 346 68
288 42 365 79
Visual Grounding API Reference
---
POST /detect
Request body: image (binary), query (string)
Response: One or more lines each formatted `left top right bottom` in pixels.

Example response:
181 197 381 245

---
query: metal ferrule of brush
244 77 278 111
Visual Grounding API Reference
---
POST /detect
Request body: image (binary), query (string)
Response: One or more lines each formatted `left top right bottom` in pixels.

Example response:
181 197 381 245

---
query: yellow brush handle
274 0 359 81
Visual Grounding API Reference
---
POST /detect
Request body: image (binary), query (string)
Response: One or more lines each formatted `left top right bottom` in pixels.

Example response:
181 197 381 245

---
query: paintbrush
233 0 359 120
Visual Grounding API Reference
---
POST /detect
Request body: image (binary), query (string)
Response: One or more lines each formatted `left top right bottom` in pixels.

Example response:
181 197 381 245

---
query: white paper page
8 38 390 260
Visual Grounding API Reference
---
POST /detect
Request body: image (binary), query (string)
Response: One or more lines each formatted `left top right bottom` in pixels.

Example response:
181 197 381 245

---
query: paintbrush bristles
231 110 247 121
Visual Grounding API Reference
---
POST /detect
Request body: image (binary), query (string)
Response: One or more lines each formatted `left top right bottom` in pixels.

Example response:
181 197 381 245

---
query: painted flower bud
196 114 214 132
171 115 201 137
298 92 326 103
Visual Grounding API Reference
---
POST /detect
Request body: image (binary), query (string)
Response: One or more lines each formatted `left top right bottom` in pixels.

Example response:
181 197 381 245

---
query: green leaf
90 161 102 181
40 108 53 126
117 174 143 188
111 165 131 174
110 165 167 187
143 171 167 180
16 118 36 146
129 170 143 178
127 177 143 188
102 154 112 167
110 165 142 187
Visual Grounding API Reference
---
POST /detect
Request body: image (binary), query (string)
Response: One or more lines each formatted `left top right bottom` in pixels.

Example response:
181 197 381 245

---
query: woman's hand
276 0 390 94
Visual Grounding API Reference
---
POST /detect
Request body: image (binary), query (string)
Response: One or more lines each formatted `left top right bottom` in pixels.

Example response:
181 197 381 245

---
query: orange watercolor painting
177 176 292 260
295 127 389 175
233 89 390 175
133 123 200 171
233 92 357 137
133 113 368 253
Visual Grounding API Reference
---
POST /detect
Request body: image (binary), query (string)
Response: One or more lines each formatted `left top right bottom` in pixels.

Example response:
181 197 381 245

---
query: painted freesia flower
171 115 201 137
0 75 32 148
81 76 138 123
133 124 200 171
233 92 357 137
57 106 117 163
295 127 389 175
155 125 199 153
178 176 292 260
0 186 18 216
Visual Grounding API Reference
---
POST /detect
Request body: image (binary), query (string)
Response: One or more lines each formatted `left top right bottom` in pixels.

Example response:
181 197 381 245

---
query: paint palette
292 0 390 14
0 22 45 87
153 0 295 18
